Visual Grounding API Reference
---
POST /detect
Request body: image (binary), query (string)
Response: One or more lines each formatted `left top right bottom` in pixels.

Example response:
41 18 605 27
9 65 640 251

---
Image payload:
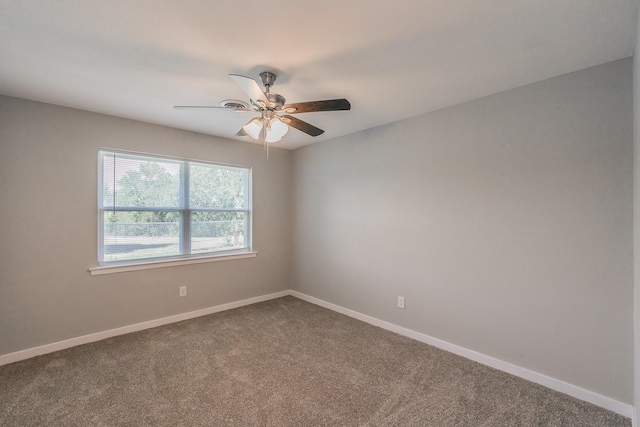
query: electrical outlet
397 296 405 309
179 286 187 297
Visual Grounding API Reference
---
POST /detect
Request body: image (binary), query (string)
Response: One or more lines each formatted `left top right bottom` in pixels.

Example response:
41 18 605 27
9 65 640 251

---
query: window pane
99 150 251 265
191 212 245 254
190 163 246 209
102 211 180 261
102 153 181 208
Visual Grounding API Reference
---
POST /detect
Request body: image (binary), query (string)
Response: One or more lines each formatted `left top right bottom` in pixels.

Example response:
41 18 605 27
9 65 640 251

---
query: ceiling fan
174 71 351 150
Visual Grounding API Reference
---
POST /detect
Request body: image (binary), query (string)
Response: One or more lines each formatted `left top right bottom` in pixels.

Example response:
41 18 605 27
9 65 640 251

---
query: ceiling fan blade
229 74 271 108
282 115 324 137
283 99 351 114
235 128 248 137
174 105 225 109
173 105 250 112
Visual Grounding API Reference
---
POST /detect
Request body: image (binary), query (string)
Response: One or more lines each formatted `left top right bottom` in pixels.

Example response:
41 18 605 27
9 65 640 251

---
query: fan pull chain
260 120 269 159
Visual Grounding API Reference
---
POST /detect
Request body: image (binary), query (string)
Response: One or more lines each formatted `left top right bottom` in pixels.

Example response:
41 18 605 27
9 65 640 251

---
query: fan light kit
174 71 351 156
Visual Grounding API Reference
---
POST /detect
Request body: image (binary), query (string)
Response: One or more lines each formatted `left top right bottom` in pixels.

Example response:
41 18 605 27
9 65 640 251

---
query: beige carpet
0 296 631 426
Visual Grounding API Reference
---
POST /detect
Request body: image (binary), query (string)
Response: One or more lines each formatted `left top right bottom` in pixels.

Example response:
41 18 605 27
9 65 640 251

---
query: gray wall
634 14 640 422
0 58 634 406
291 59 633 403
0 96 291 355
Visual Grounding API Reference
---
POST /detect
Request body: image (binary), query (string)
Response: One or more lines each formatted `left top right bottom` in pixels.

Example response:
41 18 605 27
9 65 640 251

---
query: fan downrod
258 71 285 108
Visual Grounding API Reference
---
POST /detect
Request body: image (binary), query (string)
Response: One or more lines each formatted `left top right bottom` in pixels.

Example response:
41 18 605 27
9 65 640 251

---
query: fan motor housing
267 93 286 109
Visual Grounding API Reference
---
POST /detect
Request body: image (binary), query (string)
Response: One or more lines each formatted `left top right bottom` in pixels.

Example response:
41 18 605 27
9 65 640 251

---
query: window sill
88 251 257 276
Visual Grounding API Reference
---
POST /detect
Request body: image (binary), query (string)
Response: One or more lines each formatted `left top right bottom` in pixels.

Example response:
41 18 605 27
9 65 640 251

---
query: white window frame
90 149 255 275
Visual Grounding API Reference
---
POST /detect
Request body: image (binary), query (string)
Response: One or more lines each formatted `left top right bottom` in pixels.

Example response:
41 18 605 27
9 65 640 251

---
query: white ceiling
0 1 638 150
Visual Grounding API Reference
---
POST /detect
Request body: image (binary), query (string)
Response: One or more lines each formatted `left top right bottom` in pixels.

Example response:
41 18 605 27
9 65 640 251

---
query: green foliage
190 164 246 218
106 160 247 240
115 161 180 223
101 153 249 261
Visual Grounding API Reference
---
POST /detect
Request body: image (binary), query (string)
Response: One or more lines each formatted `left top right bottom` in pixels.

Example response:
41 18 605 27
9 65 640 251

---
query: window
98 150 251 265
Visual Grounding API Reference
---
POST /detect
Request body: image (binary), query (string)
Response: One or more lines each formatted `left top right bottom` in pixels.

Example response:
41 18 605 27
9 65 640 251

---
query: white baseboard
0 290 290 367
289 291 634 419
1 289 633 419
